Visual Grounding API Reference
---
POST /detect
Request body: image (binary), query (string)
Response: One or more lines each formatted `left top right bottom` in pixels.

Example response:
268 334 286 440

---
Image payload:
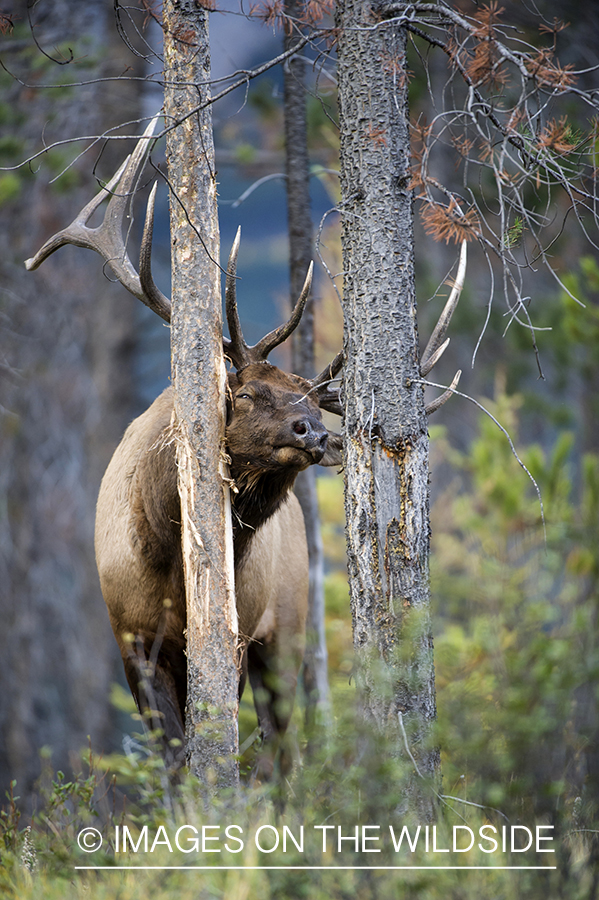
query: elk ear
319 431 343 467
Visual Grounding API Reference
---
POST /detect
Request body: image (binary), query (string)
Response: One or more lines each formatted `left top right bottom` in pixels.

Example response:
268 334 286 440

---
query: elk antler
25 115 171 324
224 225 314 370
422 240 467 415
224 229 344 409
25 118 344 406
139 180 171 321
309 351 343 416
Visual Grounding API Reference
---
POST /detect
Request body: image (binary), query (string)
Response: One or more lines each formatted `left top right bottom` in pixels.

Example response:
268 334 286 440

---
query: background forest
0 0 598 897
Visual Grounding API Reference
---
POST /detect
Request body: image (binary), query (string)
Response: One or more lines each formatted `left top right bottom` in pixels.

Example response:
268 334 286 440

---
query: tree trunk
336 0 439 817
163 0 238 786
282 0 330 724
0 0 141 802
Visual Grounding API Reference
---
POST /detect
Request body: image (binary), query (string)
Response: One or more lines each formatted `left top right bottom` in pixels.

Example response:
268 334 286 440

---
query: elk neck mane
228 453 301 564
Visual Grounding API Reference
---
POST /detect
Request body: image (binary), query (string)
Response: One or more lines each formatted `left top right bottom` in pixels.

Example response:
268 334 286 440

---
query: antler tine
316 389 343 416
25 115 161 307
223 235 316 370
308 349 343 416
425 369 461 416
25 157 129 270
311 349 344 389
224 226 251 368
252 262 313 362
421 240 467 377
139 182 171 323
422 337 450 375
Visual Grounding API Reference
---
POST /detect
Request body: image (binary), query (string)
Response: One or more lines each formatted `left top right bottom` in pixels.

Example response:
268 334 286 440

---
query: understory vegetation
2 377 597 899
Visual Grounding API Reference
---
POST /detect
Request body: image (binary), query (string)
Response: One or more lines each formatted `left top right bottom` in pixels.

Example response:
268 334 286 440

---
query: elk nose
292 418 328 461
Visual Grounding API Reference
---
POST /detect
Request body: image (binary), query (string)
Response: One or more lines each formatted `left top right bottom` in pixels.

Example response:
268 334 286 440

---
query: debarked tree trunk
163 0 238 787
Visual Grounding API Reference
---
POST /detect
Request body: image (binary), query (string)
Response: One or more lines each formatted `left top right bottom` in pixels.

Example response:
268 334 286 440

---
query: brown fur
95 363 342 775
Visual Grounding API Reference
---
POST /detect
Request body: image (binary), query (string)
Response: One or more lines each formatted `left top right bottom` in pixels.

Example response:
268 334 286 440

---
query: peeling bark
163 0 238 786
336 0 439 816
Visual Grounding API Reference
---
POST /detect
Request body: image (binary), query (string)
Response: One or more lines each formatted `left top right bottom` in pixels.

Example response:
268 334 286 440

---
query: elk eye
236 393 252 401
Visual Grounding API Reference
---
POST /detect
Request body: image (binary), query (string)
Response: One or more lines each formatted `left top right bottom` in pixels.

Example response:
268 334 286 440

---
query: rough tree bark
0 0 140 801
336 0 439 816
162 0 238 786
282 0 330 723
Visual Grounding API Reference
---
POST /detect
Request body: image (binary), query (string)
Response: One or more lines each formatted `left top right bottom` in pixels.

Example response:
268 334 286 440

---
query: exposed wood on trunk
163 0 238 786
336 0 439 817
283 0 330 723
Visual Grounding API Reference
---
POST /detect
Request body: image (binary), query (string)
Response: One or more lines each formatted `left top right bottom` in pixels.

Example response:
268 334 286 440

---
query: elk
25 118 465 776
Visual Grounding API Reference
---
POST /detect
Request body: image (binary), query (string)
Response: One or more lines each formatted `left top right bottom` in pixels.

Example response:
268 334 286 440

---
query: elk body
26 120 344 775
94 356 342 772
25 118 464 776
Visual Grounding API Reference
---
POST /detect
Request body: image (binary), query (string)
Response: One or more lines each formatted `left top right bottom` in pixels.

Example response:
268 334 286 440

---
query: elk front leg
122 637 187 769
246 633 304 781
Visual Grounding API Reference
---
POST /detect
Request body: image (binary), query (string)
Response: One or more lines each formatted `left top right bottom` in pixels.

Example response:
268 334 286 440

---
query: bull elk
25 117 465 776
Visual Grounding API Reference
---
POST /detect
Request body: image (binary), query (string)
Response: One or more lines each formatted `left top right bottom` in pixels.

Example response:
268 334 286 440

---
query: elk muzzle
288 415 329 463
269 414 329 468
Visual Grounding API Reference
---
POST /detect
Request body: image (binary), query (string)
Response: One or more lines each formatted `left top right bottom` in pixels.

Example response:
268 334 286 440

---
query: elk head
220 228 342 478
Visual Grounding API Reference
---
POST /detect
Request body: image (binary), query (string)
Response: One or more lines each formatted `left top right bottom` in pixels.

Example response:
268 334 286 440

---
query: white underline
75 865 557 871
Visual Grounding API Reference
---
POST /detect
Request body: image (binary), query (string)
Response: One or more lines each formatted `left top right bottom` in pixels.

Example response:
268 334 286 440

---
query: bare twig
419 377 547 541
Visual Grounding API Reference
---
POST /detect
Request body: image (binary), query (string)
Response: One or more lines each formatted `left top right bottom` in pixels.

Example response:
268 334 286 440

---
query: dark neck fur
229 456 299 565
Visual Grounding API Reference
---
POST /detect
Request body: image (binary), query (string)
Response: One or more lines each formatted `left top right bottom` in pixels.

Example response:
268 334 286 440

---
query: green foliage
0 136 26 161
502 216 524 249
44 150 81 193
498 256 599 424
560 257 599 358
430 390 599 825
234 142 258 165
0 173 22 207
0 103 27 206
